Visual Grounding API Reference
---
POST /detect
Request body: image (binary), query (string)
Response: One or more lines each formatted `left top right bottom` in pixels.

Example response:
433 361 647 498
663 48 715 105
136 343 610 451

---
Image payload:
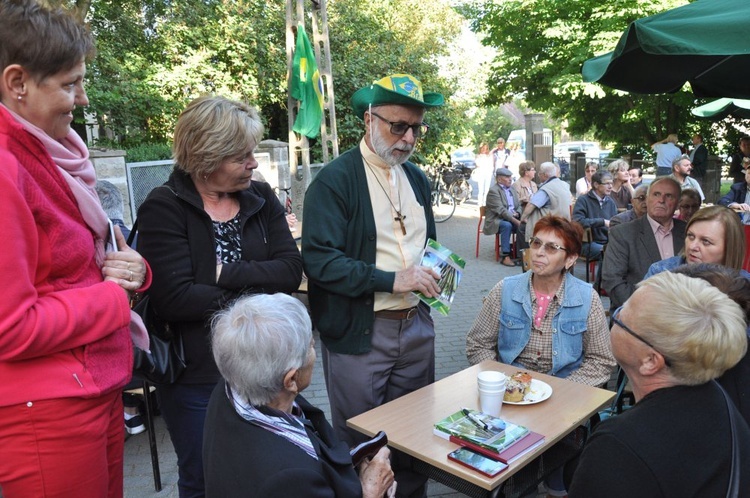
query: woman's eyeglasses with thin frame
612 306 672 367
529 236 567 254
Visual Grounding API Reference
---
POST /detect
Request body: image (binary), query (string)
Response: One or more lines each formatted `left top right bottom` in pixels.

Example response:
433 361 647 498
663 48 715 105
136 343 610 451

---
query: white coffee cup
477 370 507 417
477 370 507 389
478 387 505 417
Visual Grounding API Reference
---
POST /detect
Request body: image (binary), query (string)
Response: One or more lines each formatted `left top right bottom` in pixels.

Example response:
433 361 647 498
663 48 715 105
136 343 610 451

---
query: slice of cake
504 371 532 402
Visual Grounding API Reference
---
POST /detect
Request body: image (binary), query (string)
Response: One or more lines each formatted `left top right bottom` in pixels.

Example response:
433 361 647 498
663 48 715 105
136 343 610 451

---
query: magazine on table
414 238 465 316
433 408 530 454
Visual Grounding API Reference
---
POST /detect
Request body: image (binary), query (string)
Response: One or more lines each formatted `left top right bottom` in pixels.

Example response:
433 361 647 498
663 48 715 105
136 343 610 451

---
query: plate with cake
503 371 553 405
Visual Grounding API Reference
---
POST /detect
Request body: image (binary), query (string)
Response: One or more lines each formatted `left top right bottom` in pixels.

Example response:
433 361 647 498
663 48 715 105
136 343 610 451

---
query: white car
554 141 601 160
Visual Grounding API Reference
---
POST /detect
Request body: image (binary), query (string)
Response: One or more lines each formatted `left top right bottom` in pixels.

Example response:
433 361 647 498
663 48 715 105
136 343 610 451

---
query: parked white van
554 141 600 160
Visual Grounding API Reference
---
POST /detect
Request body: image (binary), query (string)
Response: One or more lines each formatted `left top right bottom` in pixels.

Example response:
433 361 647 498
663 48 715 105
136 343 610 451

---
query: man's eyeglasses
612 306 672 367
370 112 429 138
529 237 567 254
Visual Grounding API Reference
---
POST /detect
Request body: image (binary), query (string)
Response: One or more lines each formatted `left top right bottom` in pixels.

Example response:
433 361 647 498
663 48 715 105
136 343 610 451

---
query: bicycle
423 164 456 223
274 186 293 215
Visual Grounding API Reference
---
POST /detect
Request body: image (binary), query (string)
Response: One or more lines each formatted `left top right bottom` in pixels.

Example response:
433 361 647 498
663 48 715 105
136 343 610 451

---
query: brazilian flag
290 25 324 139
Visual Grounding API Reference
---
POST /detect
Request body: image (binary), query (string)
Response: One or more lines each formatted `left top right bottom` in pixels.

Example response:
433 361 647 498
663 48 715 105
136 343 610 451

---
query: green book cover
434 409 529 453
414 238 466 316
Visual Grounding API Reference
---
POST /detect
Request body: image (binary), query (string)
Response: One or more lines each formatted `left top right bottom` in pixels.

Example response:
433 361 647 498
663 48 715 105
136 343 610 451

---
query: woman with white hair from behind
569 272 750 497
203 293 395 498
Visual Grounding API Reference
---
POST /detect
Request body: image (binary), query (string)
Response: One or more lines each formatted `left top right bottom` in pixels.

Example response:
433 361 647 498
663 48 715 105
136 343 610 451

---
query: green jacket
302 146 436 354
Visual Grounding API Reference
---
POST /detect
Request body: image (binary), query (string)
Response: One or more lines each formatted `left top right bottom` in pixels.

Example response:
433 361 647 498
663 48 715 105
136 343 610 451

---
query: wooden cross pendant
394 213 407 235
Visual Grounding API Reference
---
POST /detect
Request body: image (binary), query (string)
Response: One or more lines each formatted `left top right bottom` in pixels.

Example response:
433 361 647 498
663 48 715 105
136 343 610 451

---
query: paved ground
123 200 598 497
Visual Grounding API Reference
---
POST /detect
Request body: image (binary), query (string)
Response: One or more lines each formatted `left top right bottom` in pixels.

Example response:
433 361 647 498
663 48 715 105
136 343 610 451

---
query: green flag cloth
290 26 324 138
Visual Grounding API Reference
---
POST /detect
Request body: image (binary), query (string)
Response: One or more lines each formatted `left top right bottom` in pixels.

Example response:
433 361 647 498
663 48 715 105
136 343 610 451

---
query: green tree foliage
468 0 717 153
59 0 478 164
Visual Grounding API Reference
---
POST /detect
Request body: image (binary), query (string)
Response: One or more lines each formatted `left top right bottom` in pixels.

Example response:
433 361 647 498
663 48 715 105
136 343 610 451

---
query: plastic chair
475 206 500 261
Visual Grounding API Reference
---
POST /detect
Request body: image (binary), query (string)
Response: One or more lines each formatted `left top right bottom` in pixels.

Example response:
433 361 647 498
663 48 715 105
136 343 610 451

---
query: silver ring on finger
128 270 133 282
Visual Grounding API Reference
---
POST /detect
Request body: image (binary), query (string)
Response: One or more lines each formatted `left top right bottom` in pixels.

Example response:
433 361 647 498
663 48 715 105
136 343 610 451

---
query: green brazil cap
351 73 444 119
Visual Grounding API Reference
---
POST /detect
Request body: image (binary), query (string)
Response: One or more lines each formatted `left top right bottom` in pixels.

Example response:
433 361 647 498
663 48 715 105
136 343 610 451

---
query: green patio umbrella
582 0 750 98
692 98 750 119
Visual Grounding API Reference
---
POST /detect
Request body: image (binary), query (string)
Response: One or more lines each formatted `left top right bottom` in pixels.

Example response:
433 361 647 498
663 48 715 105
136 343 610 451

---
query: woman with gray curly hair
203 293 395 498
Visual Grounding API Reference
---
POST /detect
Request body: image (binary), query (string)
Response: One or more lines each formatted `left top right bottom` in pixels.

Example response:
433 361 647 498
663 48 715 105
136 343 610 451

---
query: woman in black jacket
137 96 302 498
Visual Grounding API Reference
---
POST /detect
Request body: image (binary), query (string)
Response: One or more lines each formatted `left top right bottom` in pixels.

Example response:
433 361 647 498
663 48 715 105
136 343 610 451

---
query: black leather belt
374 307 419 320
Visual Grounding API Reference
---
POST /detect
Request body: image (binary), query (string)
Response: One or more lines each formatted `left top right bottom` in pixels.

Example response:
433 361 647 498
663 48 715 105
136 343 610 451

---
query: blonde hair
634 272 747 385
607 159 629 174
173 95 264 178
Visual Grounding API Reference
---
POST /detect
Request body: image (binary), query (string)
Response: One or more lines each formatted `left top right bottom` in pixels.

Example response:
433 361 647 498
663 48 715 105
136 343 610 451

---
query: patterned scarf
228 384 318 460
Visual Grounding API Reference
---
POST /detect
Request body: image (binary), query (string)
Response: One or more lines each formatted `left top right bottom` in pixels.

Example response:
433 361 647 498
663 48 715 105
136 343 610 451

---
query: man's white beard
371 124 414 167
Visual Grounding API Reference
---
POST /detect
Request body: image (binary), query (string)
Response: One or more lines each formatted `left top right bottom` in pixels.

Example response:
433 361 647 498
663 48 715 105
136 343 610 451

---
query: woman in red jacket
0 2 149 497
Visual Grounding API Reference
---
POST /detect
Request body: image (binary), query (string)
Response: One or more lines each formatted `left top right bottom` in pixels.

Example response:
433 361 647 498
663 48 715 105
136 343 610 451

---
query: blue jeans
581 241 604 261
497 220 517 255
656 167 671 177
157 382 217 498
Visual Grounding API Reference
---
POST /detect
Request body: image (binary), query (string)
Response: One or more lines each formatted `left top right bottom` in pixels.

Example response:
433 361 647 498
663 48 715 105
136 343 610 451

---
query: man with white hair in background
520 161 571 242
610 183 648 228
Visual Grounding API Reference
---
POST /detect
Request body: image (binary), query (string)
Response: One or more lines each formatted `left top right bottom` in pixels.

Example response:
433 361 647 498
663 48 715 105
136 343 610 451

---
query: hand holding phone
448 447 508 478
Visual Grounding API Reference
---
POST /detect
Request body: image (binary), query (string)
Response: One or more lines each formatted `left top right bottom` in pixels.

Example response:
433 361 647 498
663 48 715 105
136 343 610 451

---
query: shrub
124 142 173 163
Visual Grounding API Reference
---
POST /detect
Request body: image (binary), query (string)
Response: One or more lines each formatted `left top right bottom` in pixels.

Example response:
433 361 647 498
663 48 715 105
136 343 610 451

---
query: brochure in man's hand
434 409 530 455
414 238 465 316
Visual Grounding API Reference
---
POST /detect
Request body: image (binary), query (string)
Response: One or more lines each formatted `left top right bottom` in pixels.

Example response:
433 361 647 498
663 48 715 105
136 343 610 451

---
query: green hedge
124 142 173 163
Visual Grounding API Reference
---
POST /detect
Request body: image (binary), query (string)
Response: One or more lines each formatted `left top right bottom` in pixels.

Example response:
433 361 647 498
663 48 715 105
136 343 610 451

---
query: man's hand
393 265 441 297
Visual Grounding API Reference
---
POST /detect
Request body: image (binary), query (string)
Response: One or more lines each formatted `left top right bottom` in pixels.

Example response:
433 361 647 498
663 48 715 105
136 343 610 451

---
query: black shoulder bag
128 220 186 384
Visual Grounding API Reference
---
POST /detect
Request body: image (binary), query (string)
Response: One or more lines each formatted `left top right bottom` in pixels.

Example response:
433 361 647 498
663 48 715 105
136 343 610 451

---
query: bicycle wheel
450 179 473 205
432 188 456 223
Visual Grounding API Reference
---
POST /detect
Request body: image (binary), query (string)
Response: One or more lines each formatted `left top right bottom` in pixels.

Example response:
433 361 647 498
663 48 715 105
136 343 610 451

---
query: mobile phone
106 219 118 253
447 447 508 478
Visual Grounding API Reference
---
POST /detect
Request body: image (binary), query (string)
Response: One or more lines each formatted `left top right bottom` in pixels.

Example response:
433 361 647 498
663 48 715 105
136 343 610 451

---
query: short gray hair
95 180 124 220
539 162 556 177
211 293 312 406
634 272 747 385
634 184 648 197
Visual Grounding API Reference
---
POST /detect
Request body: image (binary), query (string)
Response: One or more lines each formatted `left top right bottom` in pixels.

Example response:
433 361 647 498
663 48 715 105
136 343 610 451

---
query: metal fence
125 153 277 221
126 160 174 221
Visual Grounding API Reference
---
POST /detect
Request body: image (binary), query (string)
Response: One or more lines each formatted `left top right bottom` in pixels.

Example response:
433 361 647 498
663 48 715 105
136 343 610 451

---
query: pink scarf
5 107 109 265
5 105 149 351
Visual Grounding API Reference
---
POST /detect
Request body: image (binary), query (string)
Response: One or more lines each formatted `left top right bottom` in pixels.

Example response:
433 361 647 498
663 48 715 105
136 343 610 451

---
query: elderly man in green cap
302 74 443 497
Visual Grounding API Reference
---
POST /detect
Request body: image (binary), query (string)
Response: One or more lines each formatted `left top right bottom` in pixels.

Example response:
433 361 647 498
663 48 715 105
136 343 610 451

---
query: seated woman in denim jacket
466 215 615 387
466 215 616 497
